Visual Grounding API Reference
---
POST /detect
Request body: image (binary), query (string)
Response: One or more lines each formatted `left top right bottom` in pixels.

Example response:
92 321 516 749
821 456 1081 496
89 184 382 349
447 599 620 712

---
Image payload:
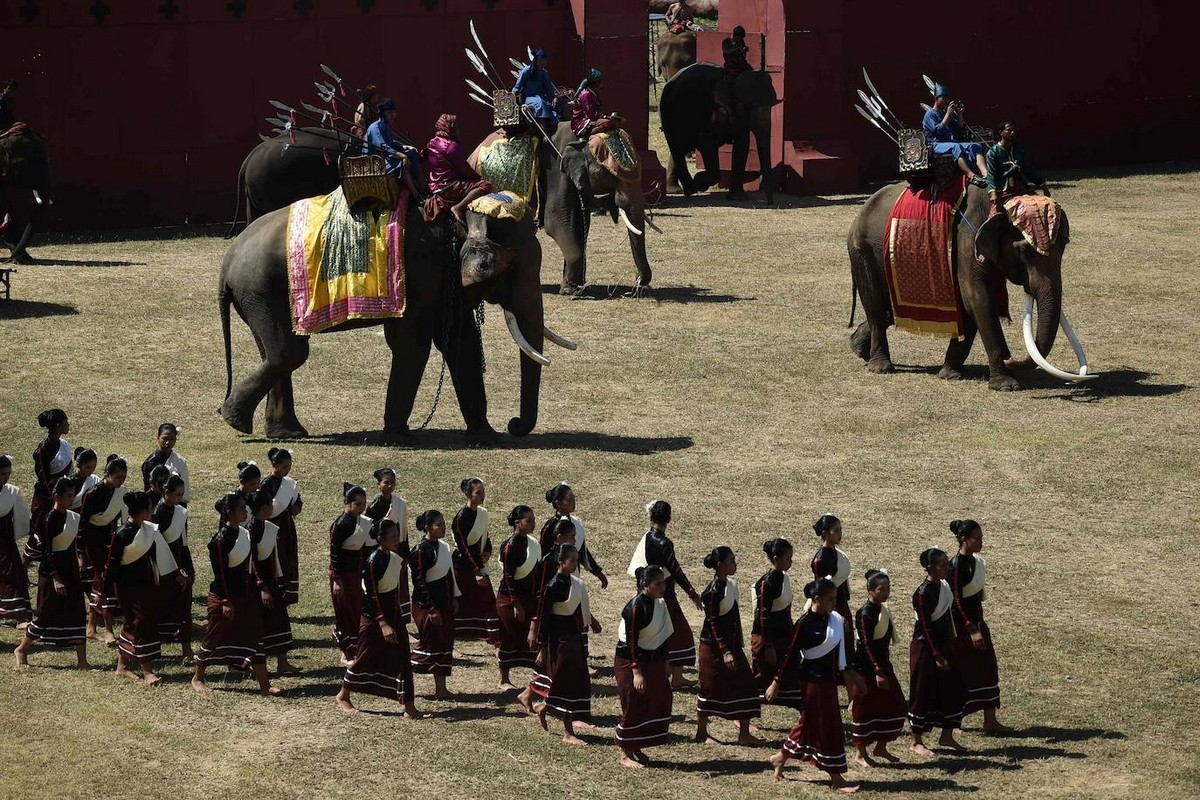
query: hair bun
545 488 556 503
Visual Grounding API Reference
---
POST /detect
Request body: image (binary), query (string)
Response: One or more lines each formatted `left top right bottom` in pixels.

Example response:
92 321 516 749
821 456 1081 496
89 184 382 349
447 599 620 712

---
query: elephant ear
974 213 1008 266
561 147 591 198
1056 205 1069 245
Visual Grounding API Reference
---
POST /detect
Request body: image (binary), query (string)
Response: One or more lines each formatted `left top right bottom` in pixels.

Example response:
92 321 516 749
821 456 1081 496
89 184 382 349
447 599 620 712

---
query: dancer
261 448 302 606
236 461 262 502
811 513 854 653
949 519 1008 731
410 509 460 699
67 448 100 513
192 492 279 696
139 422 190 503
152 474 195 665
909 547 966 754
365 467 411 623
533 544 595 744
527 515 578 709
850 569 907 766
752 537 802 707
248 489 297 676
695 546 764 746
15 477 91 669
330 483 372 666
450 478 500 644
0 454 32 622
542 483 608 588
31 409 73 535
80 455 128 645
627 499 701 688
614 565 675 769
496 505 540 697
337 518 422 717
767 577 864 792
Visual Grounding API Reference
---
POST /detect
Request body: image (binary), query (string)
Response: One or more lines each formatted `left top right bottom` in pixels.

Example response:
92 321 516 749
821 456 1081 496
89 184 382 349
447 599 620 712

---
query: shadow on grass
968 744 1086 760
252 429 695 455
985 724 1126 743
1026 368 1189 401
938 756 1024 775
656 192 867 211
670 756 770 776
857 777 978 793
0 298 78 319
542 282 752 304
20 255 145 268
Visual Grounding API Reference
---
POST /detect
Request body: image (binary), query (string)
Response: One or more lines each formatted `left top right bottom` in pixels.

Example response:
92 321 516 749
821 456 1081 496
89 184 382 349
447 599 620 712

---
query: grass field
2 153 1199 798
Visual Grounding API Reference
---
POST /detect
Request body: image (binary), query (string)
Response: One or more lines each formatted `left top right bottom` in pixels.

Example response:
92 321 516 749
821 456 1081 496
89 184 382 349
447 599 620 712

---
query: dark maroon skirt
664 593 696 666
452 568 499 643
849 669 907 744
85 539 120 616
540 628 591 722
411 604 454 676
0 534 31 619
782 680 848 773
116 583 162 663
697 640 761 720
751 631 803 709
908 639 965 733
277 519 300 607
330 569 364 659
259 584 293 656
26 570 86 646
343 614 414 703
495 593 536 669
954 621 1000 715
614 653 673 750
156 574 193 644
197 592 266 667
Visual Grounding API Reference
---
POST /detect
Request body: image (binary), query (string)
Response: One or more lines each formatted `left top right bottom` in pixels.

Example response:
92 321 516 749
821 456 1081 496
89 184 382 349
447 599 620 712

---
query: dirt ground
1 158 1198 798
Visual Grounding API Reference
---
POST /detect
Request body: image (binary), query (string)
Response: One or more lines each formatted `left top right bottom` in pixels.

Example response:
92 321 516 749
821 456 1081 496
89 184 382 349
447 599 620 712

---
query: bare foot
737 733 768 746
518 692 536 715
143 673 164 687
563 734 587 746
588 667 599 678
432 691 453 701
14 649 29 670
104 635 118 648
76 661 95 671
275 664 302 677
402 704 427 719
619 754 644 769
498 681 517 691
191 678 212 695
115 667 139 681
911 743 935 757
982 721 1013 733
572 720 596 731
937 736 966 752
15 621 29 632
538 707 548 731
770 751 788 781
338 656 353 668
337 696 358 713
86 627 97 640
872 744 898 762
262 687 285 697
853 752 876 768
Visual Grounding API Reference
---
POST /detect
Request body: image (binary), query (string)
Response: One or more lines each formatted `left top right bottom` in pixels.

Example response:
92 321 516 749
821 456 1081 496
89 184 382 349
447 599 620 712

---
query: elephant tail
225 157 247 239
847 271 858 328
219 280 234 403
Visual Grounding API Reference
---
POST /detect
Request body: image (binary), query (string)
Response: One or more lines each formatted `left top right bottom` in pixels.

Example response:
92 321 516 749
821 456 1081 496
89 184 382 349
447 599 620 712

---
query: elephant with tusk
0 128 52 264
847 182 1095 390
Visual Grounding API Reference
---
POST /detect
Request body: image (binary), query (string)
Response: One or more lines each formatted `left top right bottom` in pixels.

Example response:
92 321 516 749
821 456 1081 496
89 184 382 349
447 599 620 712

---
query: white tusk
1022 295 1097 382
543 325 577 351
618 207 643 236
504 309 551 366
31 190 43 205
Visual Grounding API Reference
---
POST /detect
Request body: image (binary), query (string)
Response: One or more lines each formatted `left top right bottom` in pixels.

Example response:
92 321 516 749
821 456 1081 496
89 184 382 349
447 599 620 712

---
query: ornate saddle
588 128 642 184
339 154 398 211
898 129 965 192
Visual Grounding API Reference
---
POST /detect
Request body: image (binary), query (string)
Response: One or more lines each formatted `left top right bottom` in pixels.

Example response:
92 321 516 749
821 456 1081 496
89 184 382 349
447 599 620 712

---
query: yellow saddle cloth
468 191 529 223
470 132 539 202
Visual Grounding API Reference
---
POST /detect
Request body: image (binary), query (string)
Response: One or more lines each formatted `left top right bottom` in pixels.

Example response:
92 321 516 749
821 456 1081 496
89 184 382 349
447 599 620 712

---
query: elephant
543 122 652 294
659 63 780 203
218 196 572 441
656 30 696 82
648 0 717 12
0 129 52 263
234 128 346 225
846 182 1094 391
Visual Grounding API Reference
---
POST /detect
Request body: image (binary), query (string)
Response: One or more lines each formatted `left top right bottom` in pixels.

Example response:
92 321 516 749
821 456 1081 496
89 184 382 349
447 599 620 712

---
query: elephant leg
938 317 978 381
221 314 310 435
727 130 750 200
666 152 682 193
544 197 587 294
693 135 722 194
382 320 432 435
265 371 309 439
850 321 871 362
669 142 696 195
849 245 895 373
439 314 494 437
961 268 1019 391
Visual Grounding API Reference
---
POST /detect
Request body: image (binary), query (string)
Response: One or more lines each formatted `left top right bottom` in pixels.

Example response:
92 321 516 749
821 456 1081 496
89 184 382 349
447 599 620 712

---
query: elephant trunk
505 293 545 437
1032 278 1061 362
616 187 652 287
754 123 774 203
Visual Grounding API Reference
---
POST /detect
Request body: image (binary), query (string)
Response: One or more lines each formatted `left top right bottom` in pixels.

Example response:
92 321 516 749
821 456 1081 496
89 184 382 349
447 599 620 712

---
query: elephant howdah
847 181 1095 391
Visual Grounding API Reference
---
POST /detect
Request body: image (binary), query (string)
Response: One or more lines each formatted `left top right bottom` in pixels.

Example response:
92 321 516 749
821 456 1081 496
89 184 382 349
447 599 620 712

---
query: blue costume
512 50 565 125
363 116 420 184
922 88 985 165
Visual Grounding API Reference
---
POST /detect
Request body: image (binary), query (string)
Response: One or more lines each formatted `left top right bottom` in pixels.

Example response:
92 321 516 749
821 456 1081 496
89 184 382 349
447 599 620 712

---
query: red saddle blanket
883 175 1007 339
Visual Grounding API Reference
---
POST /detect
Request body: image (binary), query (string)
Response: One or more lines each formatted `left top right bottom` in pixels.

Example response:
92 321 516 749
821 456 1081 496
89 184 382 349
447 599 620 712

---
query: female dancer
80 455 128 645
366 467 411 623
450 478 499 644
533 544 596 744
68 448 99 513
614 565 675 769
153 474 195 664
236 461 262 501
31 409 73 536
337 518 422 718
627 500 701 688
410 509 460 699
0 454 32 622
192 492 279 696
850 569 907 766
330 484 372 665
496 505 540 697
909 547 966 754
949 519 1008 731
248 489 297 675
767 577 864 792
811 513 854 653
696 546 763 745
261 448 302 606
146 465 171 508
15 477 91 669
751 537 802 708
139 422 190 503
527 515 578 709
107 490 178 686
542 483 608 588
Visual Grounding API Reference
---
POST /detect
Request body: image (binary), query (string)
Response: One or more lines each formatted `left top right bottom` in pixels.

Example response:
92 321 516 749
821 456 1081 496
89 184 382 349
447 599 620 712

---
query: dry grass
2 156 1199 799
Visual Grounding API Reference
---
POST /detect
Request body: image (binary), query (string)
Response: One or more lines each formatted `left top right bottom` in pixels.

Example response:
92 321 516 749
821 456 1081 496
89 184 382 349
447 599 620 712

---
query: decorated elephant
847 182 1094 390
543 122 651 294
656 31 697 82
234 128 346 224
0 129 51 263
219 192 571 441
659 63 779 203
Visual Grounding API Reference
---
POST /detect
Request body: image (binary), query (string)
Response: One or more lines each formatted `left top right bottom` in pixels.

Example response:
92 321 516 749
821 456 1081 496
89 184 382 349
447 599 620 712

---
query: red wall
0 0 655 229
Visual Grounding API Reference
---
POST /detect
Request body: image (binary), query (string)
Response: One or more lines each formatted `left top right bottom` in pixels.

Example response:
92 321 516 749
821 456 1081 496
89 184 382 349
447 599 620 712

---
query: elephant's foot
2 250 32 265
988 372 1022 392
265 422 310 440
726 189 748 202
467 423 501 445
1003 356 1035 372
560 282 585 297
219 403 254 435
866 357 895 375
938 365 966 381
849 323 871 362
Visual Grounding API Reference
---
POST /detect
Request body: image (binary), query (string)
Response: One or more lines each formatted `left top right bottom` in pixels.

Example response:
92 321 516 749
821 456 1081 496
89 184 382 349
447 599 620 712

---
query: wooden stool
0 266 14 300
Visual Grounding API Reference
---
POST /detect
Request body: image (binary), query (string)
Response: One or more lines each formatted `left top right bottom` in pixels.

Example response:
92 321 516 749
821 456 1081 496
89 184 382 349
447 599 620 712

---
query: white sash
873 604 892 641
383 494 409 544
773 572 793 611
164 451 190 501
424 539 461 597
464 505 489 546
0 484 31 540
618 596 674 651
269 476 299 517
121 521 179 583
569 514 586 570
374 551 404 593
931 579 953 621
833 547 851 587
961 555 986 599
801 610 847 670
159 505 188 546
227 526 252 568
52 511 80 552
48 439 72 474
718 577 738 616
88 486 126 527
255 520 284 579
340 515 373 551
551 574 590 623
512 535 541 580
626 530 672 580
69 474 100 511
